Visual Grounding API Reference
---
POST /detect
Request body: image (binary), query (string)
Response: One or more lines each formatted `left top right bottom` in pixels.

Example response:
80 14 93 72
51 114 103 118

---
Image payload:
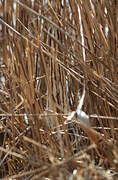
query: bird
65 84 90 125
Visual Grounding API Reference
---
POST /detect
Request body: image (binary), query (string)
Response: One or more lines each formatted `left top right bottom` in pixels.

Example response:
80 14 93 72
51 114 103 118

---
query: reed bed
0 0 118 179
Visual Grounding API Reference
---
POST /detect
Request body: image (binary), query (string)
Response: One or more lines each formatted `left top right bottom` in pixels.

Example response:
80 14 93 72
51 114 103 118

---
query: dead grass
0 0 118 179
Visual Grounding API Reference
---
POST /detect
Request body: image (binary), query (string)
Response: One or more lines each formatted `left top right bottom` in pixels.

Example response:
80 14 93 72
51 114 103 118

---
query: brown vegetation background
0 0 118 179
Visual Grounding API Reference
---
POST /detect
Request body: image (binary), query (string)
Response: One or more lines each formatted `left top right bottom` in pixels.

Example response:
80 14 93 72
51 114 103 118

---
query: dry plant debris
0 0 118 179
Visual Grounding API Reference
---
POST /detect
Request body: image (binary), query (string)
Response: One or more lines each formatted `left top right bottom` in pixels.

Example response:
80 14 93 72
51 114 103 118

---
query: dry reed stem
0 0 118 179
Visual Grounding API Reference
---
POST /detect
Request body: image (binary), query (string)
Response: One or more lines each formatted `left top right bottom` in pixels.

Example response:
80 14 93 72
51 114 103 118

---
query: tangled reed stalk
0 0 118 179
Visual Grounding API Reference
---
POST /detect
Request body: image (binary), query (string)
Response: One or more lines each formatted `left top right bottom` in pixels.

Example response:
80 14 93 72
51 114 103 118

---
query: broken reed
0 0 118 179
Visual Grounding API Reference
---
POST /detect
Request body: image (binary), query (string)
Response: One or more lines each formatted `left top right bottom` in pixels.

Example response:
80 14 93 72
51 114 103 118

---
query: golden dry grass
0 0 118 179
